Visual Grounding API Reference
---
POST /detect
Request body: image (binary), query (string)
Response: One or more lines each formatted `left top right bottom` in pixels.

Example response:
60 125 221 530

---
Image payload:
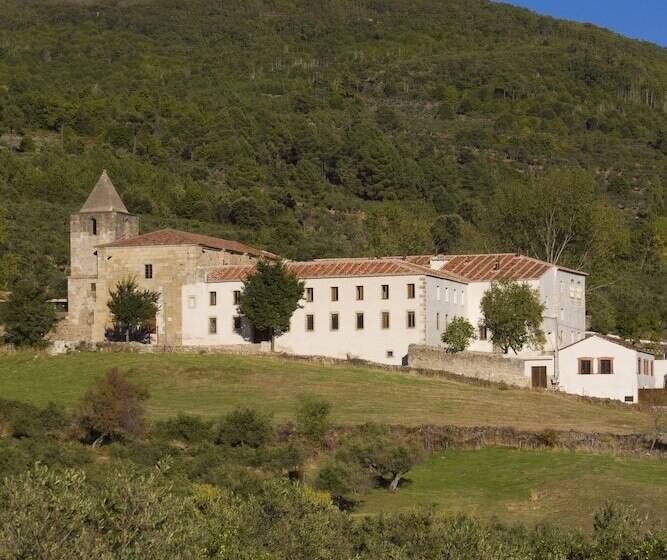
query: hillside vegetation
0 0 665 337
0 351 654 433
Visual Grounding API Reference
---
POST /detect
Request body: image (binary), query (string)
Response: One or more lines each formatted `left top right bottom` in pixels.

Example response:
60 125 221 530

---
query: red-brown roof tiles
206 259 468 283
98 228 276 259
402 253 576 281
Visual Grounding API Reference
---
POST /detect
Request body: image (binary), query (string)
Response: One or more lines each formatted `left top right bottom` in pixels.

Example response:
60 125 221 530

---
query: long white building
179 252 587 367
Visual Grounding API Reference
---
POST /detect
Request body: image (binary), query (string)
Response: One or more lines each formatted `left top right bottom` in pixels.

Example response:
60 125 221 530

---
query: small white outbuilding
558 334 656 403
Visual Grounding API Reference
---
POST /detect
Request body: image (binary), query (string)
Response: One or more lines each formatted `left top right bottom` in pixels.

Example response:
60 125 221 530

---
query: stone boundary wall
97 342 270 355
407 344 529 387
330 424 667 457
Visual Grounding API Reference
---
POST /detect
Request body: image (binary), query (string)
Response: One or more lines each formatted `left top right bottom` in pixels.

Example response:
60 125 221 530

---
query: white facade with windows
558 335 656 403
181 260 467 366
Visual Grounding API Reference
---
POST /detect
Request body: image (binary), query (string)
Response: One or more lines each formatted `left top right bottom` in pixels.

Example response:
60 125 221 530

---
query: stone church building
62 170 274 346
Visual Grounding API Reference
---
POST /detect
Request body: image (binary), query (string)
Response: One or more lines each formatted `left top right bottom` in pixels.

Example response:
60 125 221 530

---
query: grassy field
0 351 654 433
359 448 667 529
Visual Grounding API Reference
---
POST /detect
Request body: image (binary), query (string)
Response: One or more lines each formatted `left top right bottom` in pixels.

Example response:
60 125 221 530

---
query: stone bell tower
64 170 139 341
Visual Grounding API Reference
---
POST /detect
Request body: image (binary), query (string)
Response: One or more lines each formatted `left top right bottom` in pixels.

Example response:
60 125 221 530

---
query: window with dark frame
386 350 394 358
306 288 314 302
624 396 634 403
381 284 389 300
306 314 315 331
233 316 242 331
578 358 592 375
479 326 488 341
356 312 364 330
208 317 217 335
599 358 613 375
330 313 339 331
91 218 97 235
91 283 96 301
144 264 153 279
331 286 339 302
356 286 364 300
381 311 390 329
233 290 241 305
209 291 217 306
407 283 415 299
407 311 416 328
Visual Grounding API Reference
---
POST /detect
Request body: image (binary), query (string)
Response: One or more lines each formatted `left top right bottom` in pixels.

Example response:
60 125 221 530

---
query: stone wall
407 344 529 387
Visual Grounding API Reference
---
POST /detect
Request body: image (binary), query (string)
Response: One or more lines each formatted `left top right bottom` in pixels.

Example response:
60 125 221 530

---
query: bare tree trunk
389 472 403 492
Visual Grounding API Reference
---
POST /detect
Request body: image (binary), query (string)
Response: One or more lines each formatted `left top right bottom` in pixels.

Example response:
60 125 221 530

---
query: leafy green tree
296 395 331 444
17 135 35 153
107 278 160 342
239 260 304 350
76 368 149 445
1 280 57 346
431 214 465 253
441 316 476 353
480 279 545 354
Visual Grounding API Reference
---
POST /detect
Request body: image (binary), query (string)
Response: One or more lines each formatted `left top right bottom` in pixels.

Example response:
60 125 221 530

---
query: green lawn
0 351 654 433
359 448 667 529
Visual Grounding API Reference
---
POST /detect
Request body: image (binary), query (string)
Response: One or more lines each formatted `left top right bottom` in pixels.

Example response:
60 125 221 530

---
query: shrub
75 368 149 444
155 414 213 444
314 459 369 510
538 429 559 448
0 399 42 438
296 395 331 444
216 408 273 448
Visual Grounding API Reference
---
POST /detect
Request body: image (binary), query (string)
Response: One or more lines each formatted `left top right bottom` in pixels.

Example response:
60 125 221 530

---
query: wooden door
531 366 547 388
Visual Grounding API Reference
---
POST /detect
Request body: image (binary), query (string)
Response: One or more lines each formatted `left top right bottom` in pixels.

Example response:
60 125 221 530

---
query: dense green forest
0 0 665 338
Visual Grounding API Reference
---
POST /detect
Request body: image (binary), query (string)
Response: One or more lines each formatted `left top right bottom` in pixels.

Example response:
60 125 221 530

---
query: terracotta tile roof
207 258 468 283
560 333 654 355
98 228 276 258
401 253 586 281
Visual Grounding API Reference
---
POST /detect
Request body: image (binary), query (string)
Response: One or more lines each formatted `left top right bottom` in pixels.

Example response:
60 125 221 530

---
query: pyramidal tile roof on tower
79 170 129 213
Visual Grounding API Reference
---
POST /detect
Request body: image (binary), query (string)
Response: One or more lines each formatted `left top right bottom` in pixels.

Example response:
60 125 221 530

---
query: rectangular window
381 311 390 329
381 284 389 300
188 296 196 309
386 350 394 358
208 317 217 335
460 290 465 305
436 285 441 301
306 288 314 302
407 283 415 299
209 291 217 306
330 313 339 331
233 316 242 331
331 286 339 302
599 358 613 375
356 312 364 330
436 312 440 330
407 311 416 328
479 326 488 341
624 396 634 403
306 314 315 331
578 358 592 375
233 290 241 305
638 358 642 375
445 287 449 302
453 289 458 304
90 283 96 301
144 264 153 279
356 285 364 300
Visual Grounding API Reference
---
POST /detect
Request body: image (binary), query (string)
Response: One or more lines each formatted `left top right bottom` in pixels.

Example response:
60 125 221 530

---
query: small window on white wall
445 287 449 302
460 290 465 305
453 289 458 304
187 296 196 309
436 286 441 301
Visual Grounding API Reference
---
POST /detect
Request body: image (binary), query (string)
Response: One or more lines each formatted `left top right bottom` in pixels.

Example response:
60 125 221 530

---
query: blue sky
497 1 667 47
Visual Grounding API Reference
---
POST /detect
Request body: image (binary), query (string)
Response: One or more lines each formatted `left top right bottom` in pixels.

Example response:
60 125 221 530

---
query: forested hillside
0 0 665 338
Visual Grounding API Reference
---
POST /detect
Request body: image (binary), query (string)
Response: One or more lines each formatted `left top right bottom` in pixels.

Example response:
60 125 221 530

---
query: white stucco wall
423 276 469 347
558 336 653 403
655 360 667 389
182 274 432 365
